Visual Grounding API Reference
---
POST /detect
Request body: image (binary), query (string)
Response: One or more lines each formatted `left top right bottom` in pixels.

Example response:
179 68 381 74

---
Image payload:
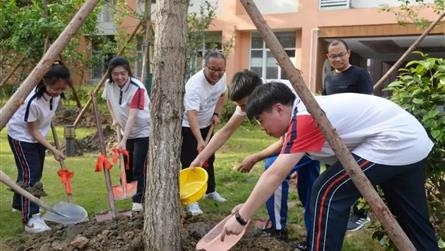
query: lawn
0 123 382 250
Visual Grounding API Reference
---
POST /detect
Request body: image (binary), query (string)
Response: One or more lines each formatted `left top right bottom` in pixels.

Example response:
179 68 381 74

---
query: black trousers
180 126 215 193
309 154 438 251
124 137 149 203
8 135 46 223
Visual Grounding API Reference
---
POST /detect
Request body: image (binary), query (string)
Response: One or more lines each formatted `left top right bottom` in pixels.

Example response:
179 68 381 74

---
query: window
137 0 157 15
91 36 115 80
250 32 296 80
187 32 222 77
98 0 115 22
320 0 350 9
135 36 144 79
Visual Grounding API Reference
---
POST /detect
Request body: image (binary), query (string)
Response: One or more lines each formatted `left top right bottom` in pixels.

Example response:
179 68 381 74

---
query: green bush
381 52 445 248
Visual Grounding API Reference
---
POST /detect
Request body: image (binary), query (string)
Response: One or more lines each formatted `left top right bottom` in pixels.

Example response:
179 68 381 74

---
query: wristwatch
234 210 248 226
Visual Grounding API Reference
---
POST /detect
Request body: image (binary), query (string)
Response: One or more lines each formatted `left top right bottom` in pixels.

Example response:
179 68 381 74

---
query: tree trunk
143 0 189 250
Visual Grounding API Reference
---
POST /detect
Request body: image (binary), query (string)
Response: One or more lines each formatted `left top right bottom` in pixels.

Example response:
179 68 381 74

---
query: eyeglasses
206 66 225 74
328 51 348 59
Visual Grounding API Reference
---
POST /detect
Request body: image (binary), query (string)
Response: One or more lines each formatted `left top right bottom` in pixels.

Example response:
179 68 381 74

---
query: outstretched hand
236 154 257 173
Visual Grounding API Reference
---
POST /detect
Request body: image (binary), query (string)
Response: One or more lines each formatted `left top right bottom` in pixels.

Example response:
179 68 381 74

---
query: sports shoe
290 241 308 251
11 208 21 213
204 191 227 202
25 214 51 233
257 227 288 241
187 202 203 216
132 202 143 212
346 214 370 232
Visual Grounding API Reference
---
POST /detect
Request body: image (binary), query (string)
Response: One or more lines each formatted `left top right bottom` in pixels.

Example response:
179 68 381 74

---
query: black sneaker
290 241 308 251
258 227 288 241
346 214 370 232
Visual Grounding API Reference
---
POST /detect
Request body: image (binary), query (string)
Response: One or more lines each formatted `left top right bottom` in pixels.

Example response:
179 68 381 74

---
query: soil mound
8 213 295 251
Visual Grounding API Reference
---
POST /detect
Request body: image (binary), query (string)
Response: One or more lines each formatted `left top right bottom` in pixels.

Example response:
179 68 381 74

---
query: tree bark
143 0 189 250
240 0 416 250
140 0 152 82
0 0 100 131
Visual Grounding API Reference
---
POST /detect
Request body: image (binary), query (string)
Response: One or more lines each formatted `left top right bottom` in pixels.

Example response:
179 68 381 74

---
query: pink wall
206 0 438 91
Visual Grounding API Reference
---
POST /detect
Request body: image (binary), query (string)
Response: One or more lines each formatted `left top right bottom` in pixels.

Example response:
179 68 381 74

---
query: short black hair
204 51 226 65
229 69 262 101
107 56 133 83
246 82 296 120
328 39 349 51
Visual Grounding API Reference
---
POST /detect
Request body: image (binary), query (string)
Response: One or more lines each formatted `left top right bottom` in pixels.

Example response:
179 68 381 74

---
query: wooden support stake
0 0 100 131
373 11 445 94
72 21 143 128
240 1 415 250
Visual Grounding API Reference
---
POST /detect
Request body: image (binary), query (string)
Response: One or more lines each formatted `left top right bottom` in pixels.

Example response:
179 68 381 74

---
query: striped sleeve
130 88 145 110
281 114 325 154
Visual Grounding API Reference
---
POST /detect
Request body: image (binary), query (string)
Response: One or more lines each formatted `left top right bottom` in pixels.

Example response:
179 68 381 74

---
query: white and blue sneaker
25 214 51 233
187 202 203 216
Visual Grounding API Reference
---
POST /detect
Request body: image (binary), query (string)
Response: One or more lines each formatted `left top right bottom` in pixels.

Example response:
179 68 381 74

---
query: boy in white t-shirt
181 51 227 215
190 70 320 243
221 82 438 251
7 62 70 233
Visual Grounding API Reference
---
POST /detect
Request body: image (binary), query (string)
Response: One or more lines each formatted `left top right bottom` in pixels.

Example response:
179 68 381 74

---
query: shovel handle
50 122 65 168
0 170 66 217
202 124 215 168
91 94 117 218
116 128 128 189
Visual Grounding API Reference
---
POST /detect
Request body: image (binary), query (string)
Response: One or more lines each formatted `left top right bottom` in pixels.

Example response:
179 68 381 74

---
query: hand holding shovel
51 122 74 203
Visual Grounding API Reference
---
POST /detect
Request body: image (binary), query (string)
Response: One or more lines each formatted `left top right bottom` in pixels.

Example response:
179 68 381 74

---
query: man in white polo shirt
181 51 227 215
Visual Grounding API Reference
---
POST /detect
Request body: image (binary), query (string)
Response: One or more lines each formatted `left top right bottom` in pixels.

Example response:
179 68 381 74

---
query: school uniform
7 88 60 223
102 77 151 203
181 69 226 194
234 79 320 240
282 93 438 251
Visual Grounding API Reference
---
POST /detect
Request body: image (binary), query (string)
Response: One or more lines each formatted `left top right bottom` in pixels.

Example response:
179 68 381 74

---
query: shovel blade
112 181 137 200
196 215 249 251
42 202 88 225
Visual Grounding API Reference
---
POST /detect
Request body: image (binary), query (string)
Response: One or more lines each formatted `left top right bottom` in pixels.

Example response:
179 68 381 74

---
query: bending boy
190 70 320 243
221 82 438 251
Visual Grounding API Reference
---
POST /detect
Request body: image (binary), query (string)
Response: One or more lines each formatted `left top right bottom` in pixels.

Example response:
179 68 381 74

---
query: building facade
88 0 445 93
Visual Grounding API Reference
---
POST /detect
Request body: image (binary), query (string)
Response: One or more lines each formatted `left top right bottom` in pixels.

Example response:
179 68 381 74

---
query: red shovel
51 123 74 203
196 214 249 251
111 129 137 200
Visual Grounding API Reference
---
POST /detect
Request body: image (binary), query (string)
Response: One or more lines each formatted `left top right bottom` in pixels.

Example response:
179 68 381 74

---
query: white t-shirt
182 69 227 128
281 93 433 166
102 77 151 138
234 79 296 116
7 88 60 143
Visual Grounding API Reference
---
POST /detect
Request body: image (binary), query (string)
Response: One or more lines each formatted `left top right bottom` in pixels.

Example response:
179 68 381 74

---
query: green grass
0 124 383 250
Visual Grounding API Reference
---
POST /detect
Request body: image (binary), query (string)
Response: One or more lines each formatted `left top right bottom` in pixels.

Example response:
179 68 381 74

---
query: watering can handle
0 170 66 217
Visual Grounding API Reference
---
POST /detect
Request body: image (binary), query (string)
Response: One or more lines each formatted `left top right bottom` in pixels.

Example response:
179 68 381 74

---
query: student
190 70 320 245
7 62 70 233
102 56 151 212
181 51 227 216
221 82 438 251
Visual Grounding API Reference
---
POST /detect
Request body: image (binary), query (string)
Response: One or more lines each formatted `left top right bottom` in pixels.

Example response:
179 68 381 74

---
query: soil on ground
7 212 298 251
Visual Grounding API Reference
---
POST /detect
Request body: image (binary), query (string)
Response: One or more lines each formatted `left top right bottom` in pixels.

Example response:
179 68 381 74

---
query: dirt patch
7 212 297 251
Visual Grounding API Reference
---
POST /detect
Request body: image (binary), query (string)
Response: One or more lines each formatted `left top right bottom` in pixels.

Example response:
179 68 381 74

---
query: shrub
380 52 445 248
